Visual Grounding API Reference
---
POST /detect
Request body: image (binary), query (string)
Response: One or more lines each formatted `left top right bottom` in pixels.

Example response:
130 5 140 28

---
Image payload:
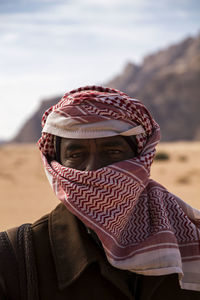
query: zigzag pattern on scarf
148 185 198 241
51 161 144 242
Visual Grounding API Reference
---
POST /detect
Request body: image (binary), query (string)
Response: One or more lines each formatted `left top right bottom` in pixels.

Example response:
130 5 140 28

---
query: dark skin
60 135 136 171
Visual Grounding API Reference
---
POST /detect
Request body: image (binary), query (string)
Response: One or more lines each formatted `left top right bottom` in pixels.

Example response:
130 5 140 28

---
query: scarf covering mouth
38 85 200 292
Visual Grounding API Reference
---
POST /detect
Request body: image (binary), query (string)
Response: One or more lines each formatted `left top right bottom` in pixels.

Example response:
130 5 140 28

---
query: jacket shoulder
0 229 21 299
32 213 49 229
31 212 51 256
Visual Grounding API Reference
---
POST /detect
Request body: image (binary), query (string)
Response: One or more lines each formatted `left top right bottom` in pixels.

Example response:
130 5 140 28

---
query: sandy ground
0 142 199 231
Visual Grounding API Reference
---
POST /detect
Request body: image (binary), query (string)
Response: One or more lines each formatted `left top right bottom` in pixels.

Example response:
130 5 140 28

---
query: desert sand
0 142 199 231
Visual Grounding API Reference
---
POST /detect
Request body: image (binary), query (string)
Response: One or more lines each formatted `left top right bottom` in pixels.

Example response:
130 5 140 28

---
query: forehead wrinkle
97 140 124 148
62 139 89 151
63 136 128 150
65 144 88 151
95 136 128 147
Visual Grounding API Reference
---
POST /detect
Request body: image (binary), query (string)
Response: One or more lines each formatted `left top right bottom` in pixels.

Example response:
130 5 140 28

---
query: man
0 85 200 299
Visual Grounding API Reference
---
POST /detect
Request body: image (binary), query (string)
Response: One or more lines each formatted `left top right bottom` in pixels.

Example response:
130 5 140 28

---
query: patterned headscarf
38 85 200 292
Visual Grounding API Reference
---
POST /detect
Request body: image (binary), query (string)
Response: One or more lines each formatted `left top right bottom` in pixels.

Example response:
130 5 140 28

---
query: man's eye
68 152 84 159
107 149 122 155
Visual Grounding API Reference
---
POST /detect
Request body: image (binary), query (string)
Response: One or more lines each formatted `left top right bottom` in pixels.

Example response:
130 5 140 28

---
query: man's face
60 135 136 171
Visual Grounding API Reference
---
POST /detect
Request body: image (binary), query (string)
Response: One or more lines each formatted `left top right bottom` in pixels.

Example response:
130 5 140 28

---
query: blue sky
0 0 200 140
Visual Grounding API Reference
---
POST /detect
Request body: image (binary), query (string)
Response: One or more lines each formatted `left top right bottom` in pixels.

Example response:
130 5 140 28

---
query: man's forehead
61 135 127 148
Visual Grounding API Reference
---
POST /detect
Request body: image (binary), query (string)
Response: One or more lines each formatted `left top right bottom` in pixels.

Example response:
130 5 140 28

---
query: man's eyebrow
65 144 87 151
100 141 123 147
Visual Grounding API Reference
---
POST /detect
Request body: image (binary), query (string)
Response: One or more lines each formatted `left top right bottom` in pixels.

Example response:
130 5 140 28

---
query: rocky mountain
0 139 6 145
12 33 200 143
12 96 61 143
107 34 200 141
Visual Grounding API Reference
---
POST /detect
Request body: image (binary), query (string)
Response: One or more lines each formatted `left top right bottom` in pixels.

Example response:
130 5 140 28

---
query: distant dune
0 142 199 231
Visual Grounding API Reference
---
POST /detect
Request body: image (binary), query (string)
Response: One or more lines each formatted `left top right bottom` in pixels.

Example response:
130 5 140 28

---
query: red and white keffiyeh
38 85 200 291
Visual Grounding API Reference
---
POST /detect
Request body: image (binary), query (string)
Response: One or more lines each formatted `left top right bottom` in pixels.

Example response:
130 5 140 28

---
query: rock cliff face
12 96 61 143
12 34 200 143
107 35 200 141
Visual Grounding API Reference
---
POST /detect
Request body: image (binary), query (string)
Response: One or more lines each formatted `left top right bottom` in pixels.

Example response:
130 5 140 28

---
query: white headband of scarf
43 114 145 139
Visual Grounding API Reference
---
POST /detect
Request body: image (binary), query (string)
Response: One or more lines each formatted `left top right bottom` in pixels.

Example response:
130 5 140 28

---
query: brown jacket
1 203 200 299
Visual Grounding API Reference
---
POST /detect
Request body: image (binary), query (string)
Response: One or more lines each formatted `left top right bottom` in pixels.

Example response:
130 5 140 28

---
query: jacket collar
48 204 163 298
48 203 101 290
